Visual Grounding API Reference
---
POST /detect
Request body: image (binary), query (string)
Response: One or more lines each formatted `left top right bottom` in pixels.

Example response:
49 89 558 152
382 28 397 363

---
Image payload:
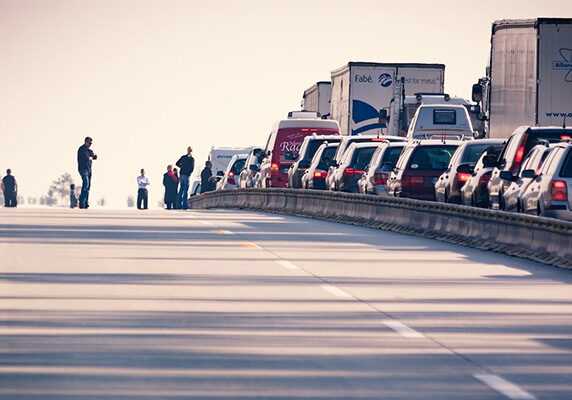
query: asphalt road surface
0 207 571 399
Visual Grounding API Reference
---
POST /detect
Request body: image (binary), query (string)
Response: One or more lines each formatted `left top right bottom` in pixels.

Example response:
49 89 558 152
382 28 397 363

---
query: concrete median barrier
188 189 572 269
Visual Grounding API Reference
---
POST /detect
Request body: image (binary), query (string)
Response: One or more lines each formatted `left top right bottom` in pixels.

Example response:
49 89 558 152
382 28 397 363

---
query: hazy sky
1 0 571 208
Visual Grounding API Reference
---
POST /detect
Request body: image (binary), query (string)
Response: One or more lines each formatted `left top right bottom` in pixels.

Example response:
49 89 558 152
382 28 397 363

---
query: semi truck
472 18 572 138
301 82 332 118
329 62 445 135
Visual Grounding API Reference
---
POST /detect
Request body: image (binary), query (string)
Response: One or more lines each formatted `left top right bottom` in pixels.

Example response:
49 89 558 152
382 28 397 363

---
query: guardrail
188 189 572 269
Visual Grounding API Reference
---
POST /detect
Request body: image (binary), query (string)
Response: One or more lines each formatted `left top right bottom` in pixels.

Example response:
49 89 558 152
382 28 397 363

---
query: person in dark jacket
1 169 18 207
163 165 178 210
77 136 97 209
200 161 217 193
175 146 194 210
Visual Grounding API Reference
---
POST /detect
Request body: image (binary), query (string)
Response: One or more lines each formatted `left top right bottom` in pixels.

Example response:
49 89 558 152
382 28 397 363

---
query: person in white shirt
137 168 150 209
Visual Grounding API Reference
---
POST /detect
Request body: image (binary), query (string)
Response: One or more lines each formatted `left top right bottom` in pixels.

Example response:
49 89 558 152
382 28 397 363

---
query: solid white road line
275 260 300 270
473 374 536 400
321 284 353 299
200 220 214 226
383 320 425 339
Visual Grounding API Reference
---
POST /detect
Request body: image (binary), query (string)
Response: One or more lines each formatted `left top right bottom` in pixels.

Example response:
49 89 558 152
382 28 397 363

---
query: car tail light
514 145 525 164
227 171 235 185
343 167 355 177
479 172 491 186
551 180 568 201
457 172 471 183
354 169 365 176
270 163 279 174
313 170 327 179
410 176 424 186
561 135 571 140
373 173 386 185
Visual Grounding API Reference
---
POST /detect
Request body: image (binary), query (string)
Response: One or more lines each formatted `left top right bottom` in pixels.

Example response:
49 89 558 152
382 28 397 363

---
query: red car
387 140 461 201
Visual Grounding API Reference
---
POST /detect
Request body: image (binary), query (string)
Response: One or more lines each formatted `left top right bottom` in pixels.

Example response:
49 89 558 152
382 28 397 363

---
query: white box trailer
473 18 572 138
330 62 445 135
301 81 332 117
207 146 256 176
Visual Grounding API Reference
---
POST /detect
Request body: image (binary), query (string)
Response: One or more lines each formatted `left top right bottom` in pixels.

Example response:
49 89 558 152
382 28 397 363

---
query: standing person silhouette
77 137 97 209
175 146 194 210
1 169 18 207
137 168 150 210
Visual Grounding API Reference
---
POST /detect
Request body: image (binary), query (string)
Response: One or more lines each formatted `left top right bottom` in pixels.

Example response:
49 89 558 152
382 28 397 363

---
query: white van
407 104 476 140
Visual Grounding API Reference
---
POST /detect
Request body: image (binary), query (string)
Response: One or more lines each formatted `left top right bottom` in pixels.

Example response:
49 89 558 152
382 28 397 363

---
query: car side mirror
456 163 473 174
470 104 481 115
249 164 260 172
216 171 224 176
499 171 516 181
328 160 338 168
482 154 497 168
472 83 483 102
520 169 536 179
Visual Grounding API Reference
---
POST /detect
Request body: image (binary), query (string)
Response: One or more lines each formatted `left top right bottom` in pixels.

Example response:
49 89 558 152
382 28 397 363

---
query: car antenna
564 115 567 129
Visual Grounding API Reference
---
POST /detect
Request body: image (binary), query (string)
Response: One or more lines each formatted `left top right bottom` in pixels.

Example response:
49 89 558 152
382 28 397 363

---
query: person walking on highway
137 168 150 210
200 161 217 193
1 169 18 207
77 136 97 209
163 165 178 210
175 146 194 210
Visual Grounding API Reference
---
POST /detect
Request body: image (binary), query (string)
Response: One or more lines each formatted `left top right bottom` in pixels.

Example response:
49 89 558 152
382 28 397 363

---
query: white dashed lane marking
474 374 536 400
321 284 353 299
382 320 425 339
275 260 300 270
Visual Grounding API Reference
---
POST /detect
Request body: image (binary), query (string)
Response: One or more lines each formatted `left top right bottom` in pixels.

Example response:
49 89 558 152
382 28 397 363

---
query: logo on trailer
553 48 572 82
378 73 392 87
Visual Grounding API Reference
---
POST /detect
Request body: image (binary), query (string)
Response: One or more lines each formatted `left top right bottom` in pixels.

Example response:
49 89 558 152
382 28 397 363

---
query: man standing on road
1 169 18 207
137 168 150 210
77 136 97 209
200 161 217 193
175 146 194 210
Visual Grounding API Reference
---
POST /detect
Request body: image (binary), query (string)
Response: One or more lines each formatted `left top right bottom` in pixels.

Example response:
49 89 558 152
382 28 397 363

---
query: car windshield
408 145 458 170
561 149 572 178
461 143 498 164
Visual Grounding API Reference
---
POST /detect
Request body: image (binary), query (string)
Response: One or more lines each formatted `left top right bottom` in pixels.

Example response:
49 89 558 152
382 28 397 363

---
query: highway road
0 207 571 399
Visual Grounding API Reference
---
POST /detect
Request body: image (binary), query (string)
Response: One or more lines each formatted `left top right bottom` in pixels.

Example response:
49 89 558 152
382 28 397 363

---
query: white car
520 141 572 220
216 154 248 190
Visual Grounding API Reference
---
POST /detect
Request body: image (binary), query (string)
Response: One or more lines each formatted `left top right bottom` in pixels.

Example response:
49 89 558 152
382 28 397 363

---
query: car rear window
380 146 404 167
317 146 338 170
433 110 456 125
461 143 497 164
409 145 458 170
351 147 377 170
560 149 572 178
231 159 246 174
524 132 572 157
